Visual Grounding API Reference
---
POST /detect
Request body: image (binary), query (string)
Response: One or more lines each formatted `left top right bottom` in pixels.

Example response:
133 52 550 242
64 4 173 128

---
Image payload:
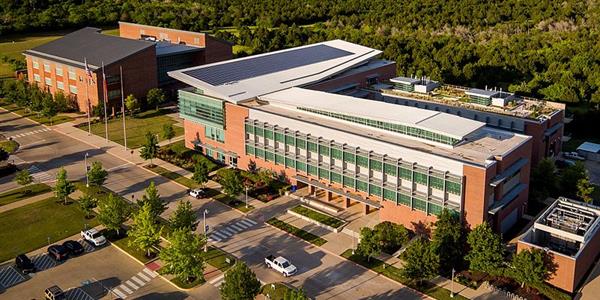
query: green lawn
341 249 468 300
0 183 51 206
203 246 236 271
210 188 254 213
0 100 74 125
261 282 295 300
291 205 344 228
110 233 159 264
85 109 183 148
0 197 99 262
0 140 19 153
267 218 327 246
145 165 199 188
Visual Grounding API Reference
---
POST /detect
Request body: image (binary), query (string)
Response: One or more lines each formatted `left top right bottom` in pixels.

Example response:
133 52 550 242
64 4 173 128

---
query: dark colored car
62 240 84 256
44 285 65 300
15 254 36 274
47 245 69 261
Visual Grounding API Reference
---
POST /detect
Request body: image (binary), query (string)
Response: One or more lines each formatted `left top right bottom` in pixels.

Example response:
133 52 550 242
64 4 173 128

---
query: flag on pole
102 62 108 104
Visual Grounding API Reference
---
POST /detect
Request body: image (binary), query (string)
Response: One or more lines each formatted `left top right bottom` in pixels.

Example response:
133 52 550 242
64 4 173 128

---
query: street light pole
450 268 455 298
245 186 248 209
84 152 89 187
203 209 208 252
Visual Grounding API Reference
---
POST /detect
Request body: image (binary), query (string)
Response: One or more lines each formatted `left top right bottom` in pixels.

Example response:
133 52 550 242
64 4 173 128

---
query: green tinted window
319 168 329 179
356 156 369 168
319 145 329 154
265 151 274 161
331 172 342 183
370 160 382 171
245 145 255 155
275 154 284 164
343 176 355 188
428 203 442 216
356 180 368 192
285 158 294 167
285 135 294 145
296 139 306 149
383 189 395 201
398 193 411 206
264 130 274 139
384 163 397 176
343 152 355 163
446 181 462 195
308 165 318 176
370 185 382 196
430 177 444 190
255 127 264 137
414 198 427 211
414 172 428 185
296 162 307 172
307 142 318 152
331 148 343 159
399 167 412 180
275 133 284 142
256 148 264 158
245 124 254 134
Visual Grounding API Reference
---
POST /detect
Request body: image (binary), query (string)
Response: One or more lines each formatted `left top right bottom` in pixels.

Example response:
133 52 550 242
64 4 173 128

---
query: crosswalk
110 267 157 299
208 218 258 243
8 127 51 139
0 266 26 290
28 165 53 182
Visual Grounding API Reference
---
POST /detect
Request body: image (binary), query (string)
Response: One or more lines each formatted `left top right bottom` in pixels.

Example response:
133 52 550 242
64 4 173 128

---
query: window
343 176 355 188
331 172 342 183
331 148 342 159
356 180 368 192
33 60 39 69
414 172 428 185
446 181 462 195
265 151 274 162
319 145 329 154
245 124 254 134
255 148 265 158
384 163 397 176
275 132 284 142
343 152 355 163
57 81 64 90
383 189 396 201
44 77 52 86
308 165 318 176
285 158 294 167
285 135 294 145
33 74 41 82
245 145 255 155
43 63 50 72
264 129 274 140
255 127 264 137
413 198 427 212
69 85 78 94
430 177 444 190
399 167 412 180
56 67 63 76
68 70 76 80
205 126 225 143
107 89 121 100
319 168 329 179
369 185 382 196
398 193 411 206
296 139 306 149
296 161 307 172
307 142 317 152
356 156 368 168
370 160 382 171
428 203 442 216
275 154 284 165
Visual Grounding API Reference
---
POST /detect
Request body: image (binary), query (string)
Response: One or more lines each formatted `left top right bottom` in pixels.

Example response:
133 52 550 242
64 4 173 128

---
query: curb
264 219 433 300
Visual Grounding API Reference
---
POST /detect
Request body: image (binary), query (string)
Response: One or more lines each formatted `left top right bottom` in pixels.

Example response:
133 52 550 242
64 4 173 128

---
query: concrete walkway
0 191 54 213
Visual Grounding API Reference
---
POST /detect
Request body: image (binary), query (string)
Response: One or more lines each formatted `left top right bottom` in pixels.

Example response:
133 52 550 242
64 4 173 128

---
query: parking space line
143 268 157 278
119 284 133 294
136 272 150 282
131 276 146 287
112 288 127 299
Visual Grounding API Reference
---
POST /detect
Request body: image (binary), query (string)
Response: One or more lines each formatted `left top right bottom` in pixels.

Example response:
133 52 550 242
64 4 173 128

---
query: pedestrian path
110 267 157 299
8 127 50 139
0 265 27 290
208 218 258 243
28 164 54 182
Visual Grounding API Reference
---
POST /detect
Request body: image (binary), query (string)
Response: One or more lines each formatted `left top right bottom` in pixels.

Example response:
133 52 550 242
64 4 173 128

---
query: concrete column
326 191 333 201
309 185 315 195
344 197 351 208
363 203 370 215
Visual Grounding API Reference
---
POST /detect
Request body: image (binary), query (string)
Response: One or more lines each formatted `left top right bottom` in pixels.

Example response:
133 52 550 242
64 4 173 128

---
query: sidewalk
0 191 54 213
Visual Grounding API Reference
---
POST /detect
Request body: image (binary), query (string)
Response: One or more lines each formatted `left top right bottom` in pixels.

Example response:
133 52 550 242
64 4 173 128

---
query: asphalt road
0 109 421 299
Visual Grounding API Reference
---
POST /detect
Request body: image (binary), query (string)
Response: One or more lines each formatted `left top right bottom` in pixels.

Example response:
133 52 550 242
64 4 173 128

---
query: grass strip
145 164 198 188
0 140 19 153
341 249 468 300
0 183 51 206
261 282 295 300
0 100 73 125
267 218 327 246
291 205 344 228
0 197 98 262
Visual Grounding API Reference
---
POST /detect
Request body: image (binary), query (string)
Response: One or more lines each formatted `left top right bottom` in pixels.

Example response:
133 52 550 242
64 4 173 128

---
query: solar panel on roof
183 44 354 86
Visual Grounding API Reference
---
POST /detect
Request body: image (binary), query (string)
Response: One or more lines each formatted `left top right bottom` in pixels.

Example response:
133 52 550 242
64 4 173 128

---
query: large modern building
518 197 600 292
169 40 533 233
23 23 232 113
373 79 565 166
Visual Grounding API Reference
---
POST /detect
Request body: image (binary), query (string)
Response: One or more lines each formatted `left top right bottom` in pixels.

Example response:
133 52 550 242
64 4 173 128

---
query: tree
87 161 108 186
137 181 166 219
356 227 381 261
374 221 409 254
14 169 33 194
0 148 9 164
560 161 587 197
283 289 309 300
220 262 261 300
161 123 175 143
41 93 57 124
257 168 274 187
170 200 198 231
509 249 548 288
159 229 206 283
54 167 75 205
431 209 463 273
530 158 558 202
247 160 257 173
465 222 505 275
128 202 162 257
146 88 166 111
576 177 595 203
401 237 439 285
125 94 140 116
97 193 130 236
79 194 97 219
220 169 244 198
140 131 159 166
192 161 209 187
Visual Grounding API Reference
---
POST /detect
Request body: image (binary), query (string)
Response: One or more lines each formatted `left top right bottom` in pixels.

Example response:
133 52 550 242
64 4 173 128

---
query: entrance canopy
294 175 381 208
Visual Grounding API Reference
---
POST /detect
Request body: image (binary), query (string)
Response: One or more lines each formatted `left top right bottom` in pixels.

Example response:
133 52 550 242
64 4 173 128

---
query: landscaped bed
290 205 344 228
0 196 99 262
145 164 199 189
0 139 19 153
105 229 160 264
0 183 51 206
158 140 221 172
260 282 297 300
209 188 254 213
267 218 327 246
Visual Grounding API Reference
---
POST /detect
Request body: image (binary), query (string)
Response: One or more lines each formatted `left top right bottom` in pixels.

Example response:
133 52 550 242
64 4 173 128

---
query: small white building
577 142 600 161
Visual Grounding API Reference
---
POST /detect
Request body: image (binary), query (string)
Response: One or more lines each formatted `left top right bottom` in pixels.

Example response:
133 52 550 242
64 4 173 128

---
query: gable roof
168 40 381 103
24 27 154 70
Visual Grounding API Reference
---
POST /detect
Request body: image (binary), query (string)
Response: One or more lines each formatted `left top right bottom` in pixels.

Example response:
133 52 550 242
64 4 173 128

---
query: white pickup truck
265 255 297 277
81 228 107 247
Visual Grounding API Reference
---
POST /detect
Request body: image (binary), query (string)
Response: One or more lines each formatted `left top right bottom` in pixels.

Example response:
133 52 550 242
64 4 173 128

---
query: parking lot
0 242 183 299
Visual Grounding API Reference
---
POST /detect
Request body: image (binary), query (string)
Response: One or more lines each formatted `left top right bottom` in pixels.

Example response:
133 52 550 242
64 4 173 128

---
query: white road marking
136 272 151 282
143 268 157 278
223 228 236 235
112 288 127 299
230 224 245 232
240 219 257 226
125 279 138 290
131 276 146 287
235 222 250 229
119 284 133 294
212 231 227 240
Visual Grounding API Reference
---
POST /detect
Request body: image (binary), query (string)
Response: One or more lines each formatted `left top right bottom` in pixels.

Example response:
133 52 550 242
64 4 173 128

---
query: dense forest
2 0 600 107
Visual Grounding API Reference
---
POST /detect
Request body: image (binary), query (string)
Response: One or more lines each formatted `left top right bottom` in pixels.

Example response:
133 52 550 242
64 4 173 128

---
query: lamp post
203 209 209 252
245 186 249 209
450 268 455 298
84 152 89 187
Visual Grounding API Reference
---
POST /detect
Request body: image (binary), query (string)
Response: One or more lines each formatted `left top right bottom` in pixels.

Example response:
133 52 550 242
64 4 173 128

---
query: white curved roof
259 87 485 140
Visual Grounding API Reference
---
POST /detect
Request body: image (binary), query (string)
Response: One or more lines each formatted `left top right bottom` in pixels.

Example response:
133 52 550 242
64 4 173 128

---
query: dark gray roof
24 27 154 70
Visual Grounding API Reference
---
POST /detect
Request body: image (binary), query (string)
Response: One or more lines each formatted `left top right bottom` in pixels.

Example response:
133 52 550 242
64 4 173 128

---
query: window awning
191 139 237 157
490 158 528 187
293 175 381 208
488 183 527 215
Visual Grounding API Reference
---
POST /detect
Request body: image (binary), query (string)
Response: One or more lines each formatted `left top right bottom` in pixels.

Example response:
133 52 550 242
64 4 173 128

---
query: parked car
189 188 207 199
265 255 297 277
555 159 576 169
81 228 107 247
47 245 69 261
563 152 585 161
15 254 36 274
62 240 84 256
44 285 66 300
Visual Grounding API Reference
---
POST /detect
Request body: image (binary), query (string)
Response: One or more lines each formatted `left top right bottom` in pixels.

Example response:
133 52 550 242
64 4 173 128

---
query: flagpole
120 65 127 150
84 57 91 136
102 62 108 143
